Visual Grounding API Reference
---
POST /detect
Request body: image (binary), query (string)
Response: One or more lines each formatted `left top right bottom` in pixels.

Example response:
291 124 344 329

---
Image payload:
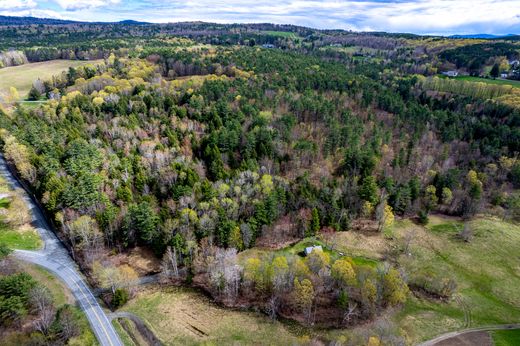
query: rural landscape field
0 1 519 346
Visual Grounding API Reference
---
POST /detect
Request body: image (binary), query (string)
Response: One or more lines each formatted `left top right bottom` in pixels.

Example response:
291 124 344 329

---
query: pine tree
307 208 320 236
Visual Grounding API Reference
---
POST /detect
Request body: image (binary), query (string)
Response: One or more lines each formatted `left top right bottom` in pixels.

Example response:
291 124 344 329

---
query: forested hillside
0 20 519 344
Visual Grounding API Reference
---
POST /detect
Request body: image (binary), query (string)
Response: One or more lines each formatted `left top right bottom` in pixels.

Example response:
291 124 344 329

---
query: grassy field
492 329 520 346
0 193 42 250
117 215 520 345
239 237 380 269
391 216 520 343
0 59 104 99
0 221 42 250
262 30 299 38
454 76 520 88
321 215 520 344
121 286 301 346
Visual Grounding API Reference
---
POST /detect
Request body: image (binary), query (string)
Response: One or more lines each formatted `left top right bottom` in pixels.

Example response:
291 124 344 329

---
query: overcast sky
0 0 519 35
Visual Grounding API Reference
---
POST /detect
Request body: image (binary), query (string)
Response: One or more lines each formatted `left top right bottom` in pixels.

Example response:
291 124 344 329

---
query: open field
321 215 520 344
454 76 520 88
261 30 299 38
122 215 520 345
121 286 301 346
0 59 104 98
395 216 520 343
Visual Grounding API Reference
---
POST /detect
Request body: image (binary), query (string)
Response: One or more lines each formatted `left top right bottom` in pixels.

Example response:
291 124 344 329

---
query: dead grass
122 285 301 346
111 246 161 276
321 229 388 259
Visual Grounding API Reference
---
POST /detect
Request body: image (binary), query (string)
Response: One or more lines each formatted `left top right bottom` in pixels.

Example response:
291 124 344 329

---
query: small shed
304 245 323 256
442 70 459 77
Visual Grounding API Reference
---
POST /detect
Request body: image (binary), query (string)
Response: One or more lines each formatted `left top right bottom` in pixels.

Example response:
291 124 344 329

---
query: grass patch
0 197 10 208
428 220 463 234
454 76 520 88
123 286 300 346
261 30 299 38
393 216 520 343
240 236 380 268
492 329 520 346
13 262 98 345
0 192 42 250
20 262 74 307
112 319 136 346
0 59 104 98
319 216 520 344
0 224 42 250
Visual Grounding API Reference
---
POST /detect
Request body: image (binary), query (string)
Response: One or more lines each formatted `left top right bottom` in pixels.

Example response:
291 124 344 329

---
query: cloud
117 0 520 35
1 0 519 35
0 8 63 19
52 0 121 11
0 0 37 10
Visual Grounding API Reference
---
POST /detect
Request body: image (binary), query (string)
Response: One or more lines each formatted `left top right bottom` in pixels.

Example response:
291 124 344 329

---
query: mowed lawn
0 59 104 98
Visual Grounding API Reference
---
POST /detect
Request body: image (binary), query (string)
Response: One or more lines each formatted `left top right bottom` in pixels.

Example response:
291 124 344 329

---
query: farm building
304 245 323 256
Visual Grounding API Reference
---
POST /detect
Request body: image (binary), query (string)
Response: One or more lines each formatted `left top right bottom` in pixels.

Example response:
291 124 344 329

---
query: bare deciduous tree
29 286 55 334
160 246 179 281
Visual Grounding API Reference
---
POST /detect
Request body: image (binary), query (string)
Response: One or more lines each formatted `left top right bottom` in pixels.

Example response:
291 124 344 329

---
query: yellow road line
66 266 116 346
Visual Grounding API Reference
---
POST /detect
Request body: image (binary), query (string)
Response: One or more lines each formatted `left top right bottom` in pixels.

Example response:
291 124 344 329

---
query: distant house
304 245 323 256
262 44 275 49
442 70 459 77
501 72 509 79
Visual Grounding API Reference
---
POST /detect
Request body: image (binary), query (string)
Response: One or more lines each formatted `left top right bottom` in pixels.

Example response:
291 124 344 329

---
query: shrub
112 288 129 308
417 210 429 225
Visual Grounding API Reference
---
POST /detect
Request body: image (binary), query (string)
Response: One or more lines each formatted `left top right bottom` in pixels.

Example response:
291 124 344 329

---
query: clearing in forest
0 59 104 99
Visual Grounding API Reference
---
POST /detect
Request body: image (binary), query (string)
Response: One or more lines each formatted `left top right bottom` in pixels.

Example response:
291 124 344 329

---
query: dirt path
432 331 492 346
110 311 162 346
418 324 520 346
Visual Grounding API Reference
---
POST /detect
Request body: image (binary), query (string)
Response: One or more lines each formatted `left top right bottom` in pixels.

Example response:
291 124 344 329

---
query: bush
417 210 429 225
112 288 129 308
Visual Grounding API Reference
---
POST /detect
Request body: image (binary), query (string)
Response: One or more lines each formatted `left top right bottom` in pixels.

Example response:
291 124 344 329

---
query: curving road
0 156 123 346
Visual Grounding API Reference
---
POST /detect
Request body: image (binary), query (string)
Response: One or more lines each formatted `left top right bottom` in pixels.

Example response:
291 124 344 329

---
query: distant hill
0 15 80 25
117 20 150 25
449 33 517 39
0 15 149 26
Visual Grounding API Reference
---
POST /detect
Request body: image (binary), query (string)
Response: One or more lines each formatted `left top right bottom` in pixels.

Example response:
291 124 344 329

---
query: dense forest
0 20 519 337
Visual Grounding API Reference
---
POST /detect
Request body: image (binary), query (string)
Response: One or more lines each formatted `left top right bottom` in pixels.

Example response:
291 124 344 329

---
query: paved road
417 324 520 346
0 156 123 346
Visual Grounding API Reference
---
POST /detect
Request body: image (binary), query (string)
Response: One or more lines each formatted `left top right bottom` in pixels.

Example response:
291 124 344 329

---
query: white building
304 245 323 256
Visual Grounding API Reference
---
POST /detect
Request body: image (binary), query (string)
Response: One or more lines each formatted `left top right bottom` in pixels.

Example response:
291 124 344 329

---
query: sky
0 0 519 35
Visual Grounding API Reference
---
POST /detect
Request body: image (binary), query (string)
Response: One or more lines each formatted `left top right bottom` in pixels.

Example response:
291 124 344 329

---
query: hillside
0 18 518 346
